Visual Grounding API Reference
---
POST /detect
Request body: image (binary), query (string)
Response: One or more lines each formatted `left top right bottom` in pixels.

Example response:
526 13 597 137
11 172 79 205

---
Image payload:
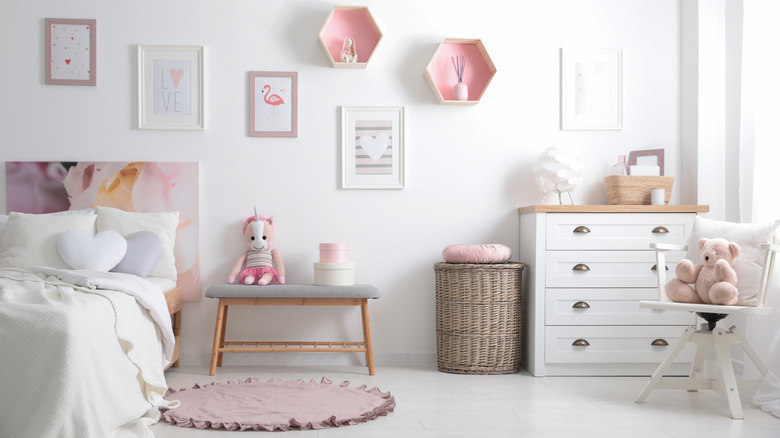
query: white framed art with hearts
45 18 97 86
138 45 204 130
341 106 405 189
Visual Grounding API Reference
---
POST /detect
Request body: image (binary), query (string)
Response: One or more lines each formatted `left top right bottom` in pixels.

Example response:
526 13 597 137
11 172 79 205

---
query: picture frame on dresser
560 48 623 130
45 18 97 86
249 71 298 137
138 45 204 130
517 205 709 377
629 148 665 176
341 106 406 189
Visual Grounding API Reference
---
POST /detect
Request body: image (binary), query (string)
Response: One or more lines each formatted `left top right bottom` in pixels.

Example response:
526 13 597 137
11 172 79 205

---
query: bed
0 207 184 437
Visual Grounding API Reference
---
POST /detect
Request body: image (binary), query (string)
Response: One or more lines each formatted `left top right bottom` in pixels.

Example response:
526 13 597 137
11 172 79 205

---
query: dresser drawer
545 326 695 364
546 213 693 250
545 288 692 326
545 250 685 288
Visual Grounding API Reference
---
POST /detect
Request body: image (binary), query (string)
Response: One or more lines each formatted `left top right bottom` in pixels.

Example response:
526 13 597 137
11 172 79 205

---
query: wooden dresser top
518 205 710 214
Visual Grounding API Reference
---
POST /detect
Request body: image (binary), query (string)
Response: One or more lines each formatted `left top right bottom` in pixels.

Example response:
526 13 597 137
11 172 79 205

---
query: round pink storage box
319 243 350 263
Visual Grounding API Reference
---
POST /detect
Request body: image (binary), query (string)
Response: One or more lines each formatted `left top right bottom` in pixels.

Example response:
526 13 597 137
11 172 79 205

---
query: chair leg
210 299 228 376
713 327 743 419
360 299 376 376
729 325 770 377
687 326 708 391
636 325 697 403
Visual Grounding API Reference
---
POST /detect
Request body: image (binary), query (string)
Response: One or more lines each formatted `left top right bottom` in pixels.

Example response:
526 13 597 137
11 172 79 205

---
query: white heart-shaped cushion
57 229 127 272
111 231 162 277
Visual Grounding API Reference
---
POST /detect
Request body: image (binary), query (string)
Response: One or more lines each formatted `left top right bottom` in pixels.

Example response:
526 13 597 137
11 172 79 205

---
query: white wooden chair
635 239 779 419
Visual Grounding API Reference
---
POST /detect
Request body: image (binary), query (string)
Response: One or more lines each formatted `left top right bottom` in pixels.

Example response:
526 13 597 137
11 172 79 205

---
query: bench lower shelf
218 341 368 353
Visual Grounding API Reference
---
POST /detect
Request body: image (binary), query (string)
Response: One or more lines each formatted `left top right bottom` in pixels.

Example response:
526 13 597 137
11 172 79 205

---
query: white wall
0 0 684 366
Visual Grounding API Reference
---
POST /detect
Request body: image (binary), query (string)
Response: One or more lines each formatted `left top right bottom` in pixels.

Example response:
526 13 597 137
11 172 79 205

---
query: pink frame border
45 18 97 86
628 148 665 176
249 71 298 137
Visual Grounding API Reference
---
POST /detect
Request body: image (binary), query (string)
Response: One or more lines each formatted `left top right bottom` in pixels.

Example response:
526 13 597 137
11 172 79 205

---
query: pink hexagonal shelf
424 39 497 105
318 6 382 69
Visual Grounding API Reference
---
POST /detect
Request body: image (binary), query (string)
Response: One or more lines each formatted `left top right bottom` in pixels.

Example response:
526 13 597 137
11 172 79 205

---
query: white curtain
740 0 780 224
740 0 780 375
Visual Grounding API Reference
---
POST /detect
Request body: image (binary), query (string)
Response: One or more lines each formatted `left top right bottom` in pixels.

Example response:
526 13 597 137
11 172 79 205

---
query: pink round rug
159 377 395 431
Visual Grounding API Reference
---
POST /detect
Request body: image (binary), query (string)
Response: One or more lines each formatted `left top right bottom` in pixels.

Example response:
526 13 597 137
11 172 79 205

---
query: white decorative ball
533 147 584 199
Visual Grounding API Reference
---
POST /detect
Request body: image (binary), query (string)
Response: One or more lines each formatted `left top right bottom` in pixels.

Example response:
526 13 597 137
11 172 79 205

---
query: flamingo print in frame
249 71 298 137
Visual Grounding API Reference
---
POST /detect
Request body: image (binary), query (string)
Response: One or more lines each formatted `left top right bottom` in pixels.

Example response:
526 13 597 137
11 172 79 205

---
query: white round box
313 262 355 286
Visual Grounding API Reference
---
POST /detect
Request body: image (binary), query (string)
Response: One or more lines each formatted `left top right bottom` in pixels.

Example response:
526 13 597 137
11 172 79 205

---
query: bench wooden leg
217 305 229 367
210 299 228 376
360 299 375 376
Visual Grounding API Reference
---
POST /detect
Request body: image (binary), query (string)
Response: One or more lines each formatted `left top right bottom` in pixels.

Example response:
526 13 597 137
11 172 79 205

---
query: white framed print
561 48 622 130
138 45 204 130
341 106 405 189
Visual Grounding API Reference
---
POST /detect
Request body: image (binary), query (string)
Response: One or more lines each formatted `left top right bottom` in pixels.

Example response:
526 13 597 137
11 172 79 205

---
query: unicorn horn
254 205 260 222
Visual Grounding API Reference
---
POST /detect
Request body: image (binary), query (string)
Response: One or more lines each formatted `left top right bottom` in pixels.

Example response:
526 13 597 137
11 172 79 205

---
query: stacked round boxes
313 243 355 286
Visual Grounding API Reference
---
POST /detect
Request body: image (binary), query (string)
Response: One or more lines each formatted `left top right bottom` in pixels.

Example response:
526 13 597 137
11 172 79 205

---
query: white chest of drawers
518 205 709 376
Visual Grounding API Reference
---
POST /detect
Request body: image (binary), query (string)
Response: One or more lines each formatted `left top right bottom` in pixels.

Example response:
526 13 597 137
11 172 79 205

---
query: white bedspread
0 267 179 438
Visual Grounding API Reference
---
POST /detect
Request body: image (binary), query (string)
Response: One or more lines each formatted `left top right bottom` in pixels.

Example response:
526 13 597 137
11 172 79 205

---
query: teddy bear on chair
665 237 741 305
228 210 286 285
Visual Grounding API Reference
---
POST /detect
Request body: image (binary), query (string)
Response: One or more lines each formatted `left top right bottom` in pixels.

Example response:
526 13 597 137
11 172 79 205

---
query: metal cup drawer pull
572 301 590 309
651 226 669 234
651 264 669 271
651 339 669 347
572 263 590 271
572 339 590 347
573 225 591 234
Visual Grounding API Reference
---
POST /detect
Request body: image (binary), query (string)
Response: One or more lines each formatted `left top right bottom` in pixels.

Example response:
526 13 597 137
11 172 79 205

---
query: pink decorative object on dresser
315 243 354 286
319 243 350 263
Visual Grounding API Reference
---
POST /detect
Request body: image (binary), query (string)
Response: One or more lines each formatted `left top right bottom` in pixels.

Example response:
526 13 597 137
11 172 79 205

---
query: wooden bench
206 283 381 376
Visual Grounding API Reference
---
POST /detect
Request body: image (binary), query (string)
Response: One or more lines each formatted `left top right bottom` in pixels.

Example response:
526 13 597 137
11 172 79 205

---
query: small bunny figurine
340 37 358 63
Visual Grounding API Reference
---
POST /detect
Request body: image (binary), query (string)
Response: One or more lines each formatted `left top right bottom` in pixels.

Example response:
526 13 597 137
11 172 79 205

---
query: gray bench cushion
206 283 381 299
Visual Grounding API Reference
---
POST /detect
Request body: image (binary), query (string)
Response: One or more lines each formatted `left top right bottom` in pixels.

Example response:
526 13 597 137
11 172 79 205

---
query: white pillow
57 229 127 272
0 211 98 269
111 231 162 277
685 216 780 306
95 206 179 281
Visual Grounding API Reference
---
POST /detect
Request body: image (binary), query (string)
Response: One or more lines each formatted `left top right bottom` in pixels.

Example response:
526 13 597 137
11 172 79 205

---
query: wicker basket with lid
434 261 525 374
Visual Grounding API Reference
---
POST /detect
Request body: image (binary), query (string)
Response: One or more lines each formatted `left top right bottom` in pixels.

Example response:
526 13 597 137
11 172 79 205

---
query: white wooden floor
154 365 780 437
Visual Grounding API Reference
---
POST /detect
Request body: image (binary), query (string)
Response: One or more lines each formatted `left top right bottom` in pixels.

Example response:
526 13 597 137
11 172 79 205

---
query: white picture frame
45 18 97 86
138 45 204 130
249 71 298 137
561 48 622 130
341 106 405 189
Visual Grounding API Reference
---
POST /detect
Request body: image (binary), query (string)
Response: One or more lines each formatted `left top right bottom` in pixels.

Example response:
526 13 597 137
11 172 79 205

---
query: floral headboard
5 162 201 301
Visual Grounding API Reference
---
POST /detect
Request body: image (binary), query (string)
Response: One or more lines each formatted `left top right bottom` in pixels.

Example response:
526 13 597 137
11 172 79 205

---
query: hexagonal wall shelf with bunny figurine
318 6 382 69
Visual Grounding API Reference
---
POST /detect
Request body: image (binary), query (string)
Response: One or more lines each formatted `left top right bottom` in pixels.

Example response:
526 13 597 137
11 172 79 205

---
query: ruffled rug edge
159 377 396 431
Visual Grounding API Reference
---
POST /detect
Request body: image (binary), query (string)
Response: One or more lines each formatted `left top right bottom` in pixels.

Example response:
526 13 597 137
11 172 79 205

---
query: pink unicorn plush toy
228 209 286 285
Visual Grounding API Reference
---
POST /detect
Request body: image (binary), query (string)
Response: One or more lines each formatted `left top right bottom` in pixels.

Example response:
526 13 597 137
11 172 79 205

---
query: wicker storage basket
604 175 674 205
434 261 525 374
